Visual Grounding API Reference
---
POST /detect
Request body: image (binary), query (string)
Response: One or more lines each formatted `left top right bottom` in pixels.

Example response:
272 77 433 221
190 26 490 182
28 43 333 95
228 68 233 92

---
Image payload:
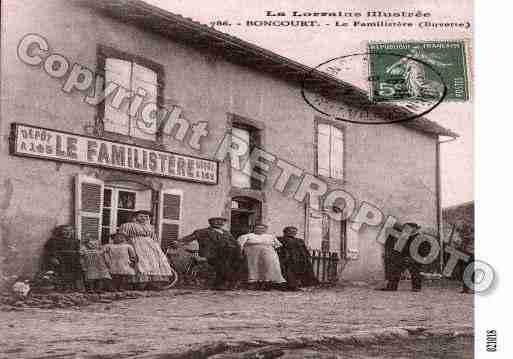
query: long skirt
130 236 174 282
244 244 286 283
81 251 111 281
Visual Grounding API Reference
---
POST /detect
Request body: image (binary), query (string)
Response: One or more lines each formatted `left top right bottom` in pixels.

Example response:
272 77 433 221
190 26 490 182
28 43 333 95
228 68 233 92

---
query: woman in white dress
237 224 287 290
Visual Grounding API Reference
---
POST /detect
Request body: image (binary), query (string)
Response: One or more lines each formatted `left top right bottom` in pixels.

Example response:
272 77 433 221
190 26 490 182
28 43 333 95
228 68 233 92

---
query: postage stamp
368 40 469 102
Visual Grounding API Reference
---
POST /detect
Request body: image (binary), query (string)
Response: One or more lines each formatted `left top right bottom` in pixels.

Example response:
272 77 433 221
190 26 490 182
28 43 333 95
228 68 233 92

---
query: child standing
80 235 112 292
103 233 137 291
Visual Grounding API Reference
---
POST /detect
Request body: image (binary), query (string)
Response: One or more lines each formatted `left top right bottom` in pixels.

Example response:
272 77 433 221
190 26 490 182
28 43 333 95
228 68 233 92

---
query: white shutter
231 127 251 188
104 58 131 135
328 217 341 254
131 63 158 140
306 208 323 251
74 175 104 245
159 189 183 250
346 226 360 260
330 126 344 180
317 123 330 177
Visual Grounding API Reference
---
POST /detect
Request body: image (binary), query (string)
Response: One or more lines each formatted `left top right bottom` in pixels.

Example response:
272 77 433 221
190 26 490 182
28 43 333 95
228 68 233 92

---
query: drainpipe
436 136 458 274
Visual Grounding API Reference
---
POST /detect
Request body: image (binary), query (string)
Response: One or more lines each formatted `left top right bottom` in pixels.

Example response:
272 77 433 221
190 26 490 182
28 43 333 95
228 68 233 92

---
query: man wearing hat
277 226 318 290
180 217 242 290
380 222 427 292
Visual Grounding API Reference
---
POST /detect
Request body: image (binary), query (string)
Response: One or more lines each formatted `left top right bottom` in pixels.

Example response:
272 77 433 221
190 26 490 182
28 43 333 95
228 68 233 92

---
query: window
75 175 182 249
101 188 139 244
230 123 262 190
306 207 345 256
316 122 344 180
102 55 160 141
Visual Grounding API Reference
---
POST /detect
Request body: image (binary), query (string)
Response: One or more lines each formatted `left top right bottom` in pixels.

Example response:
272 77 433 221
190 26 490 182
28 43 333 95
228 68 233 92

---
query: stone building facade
0 0 457 284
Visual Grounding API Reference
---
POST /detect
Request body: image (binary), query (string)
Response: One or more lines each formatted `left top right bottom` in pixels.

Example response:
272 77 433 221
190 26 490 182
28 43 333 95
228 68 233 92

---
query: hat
283 226 298 232
133 210 153 217
404 222 421 229
208 217 228 223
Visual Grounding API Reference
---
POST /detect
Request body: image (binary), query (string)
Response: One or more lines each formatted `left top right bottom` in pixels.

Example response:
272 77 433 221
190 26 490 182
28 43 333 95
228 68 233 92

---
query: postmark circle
301 52 448 125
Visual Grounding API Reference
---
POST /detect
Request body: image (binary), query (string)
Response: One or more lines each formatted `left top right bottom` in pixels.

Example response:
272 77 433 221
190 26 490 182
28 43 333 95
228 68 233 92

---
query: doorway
230 196 262 239
305 206 346 282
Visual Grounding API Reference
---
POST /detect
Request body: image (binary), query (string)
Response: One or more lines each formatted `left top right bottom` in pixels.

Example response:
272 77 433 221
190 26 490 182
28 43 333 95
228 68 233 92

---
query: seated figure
43 225 83 291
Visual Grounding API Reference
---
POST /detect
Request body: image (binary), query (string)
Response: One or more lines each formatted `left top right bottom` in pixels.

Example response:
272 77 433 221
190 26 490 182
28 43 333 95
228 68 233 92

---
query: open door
230 196 261 239
305 205 344 283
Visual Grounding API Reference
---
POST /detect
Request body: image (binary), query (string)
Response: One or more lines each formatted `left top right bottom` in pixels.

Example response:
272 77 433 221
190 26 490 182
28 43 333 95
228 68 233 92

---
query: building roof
79 0 458 138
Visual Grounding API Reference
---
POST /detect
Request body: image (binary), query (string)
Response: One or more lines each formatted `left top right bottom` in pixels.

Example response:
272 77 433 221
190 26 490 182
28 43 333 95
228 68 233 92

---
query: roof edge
76 0 459 138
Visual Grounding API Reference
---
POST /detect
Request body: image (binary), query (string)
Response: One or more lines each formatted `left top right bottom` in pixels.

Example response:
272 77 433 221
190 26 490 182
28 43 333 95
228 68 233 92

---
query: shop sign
10 123 218 184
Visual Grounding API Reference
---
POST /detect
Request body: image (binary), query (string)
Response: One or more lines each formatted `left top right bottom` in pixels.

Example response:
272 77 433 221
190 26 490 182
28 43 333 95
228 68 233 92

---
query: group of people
180 217 319 291
44 210 175 292
44 213 318 292
379 221 474 294
44 213 474 294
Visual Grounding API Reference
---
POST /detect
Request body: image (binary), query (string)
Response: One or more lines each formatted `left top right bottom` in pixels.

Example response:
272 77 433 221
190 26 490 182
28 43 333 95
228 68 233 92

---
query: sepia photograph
0 0 483 358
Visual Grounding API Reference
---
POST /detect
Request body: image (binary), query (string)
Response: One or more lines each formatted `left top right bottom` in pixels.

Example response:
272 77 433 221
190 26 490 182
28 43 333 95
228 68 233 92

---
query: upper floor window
231 126 251 188
231 123 262 190
100 49 162 142
316 122 344 180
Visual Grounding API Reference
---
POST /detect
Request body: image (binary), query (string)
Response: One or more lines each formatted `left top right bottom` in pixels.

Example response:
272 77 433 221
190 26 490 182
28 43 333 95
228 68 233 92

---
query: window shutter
231 127 251 188
317 123 330 177
74 175 104 245
330 126 344 180
346 226 360 260
104 58 131 135
306 207 323 251
159 189 183 250
321 212 331 252
131 63 158 140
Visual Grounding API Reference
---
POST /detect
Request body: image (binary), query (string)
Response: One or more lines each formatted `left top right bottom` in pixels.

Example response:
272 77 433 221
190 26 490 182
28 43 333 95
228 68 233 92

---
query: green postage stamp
368 40 469 102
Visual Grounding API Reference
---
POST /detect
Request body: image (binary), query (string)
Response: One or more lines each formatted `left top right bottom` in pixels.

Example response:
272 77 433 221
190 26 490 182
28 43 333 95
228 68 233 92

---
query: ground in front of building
281 336 472 359
0 284 473 358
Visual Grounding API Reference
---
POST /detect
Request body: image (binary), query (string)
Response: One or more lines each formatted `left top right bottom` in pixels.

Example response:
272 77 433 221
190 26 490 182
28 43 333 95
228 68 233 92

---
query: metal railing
168 248 340 284
310 250 339 283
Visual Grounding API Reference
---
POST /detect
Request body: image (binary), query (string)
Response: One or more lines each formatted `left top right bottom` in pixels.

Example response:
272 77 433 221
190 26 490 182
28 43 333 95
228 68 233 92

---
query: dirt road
0 284 473 358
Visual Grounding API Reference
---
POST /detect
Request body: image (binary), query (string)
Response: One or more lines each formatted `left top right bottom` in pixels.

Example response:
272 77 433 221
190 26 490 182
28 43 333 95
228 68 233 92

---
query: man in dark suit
277 226 318 290
180 217 242 290
381 222 426 292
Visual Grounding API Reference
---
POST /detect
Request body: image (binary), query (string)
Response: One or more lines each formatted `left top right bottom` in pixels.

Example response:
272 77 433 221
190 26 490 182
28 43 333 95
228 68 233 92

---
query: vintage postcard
0 0 482 358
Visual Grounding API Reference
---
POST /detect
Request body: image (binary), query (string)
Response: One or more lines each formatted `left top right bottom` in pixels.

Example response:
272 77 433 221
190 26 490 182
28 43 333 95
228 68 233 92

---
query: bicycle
165 245 211 288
